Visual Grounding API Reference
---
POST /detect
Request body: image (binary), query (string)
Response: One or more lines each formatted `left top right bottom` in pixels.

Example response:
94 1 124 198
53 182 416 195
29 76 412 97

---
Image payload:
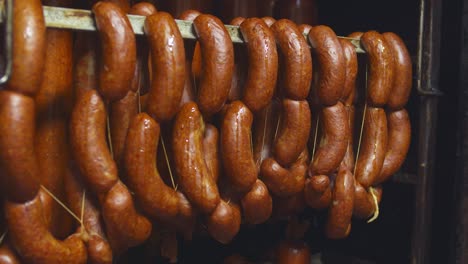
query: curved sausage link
273 99 311 167
309 102 349 175
375 109 411 184
6 0 46 96
325 169 355 239
221 101 257 193
93 1 136 101
307 25 345 107
193 14 234 116
360 31 395 107
261 148 308 197
383 32 412 110
206 200 241 244
241 179 273 225
5 190 87 264
173 102 220 214
0 91 40 203
239 18 278 112
355 107 388 188
145 12 186 122
271 19 312 100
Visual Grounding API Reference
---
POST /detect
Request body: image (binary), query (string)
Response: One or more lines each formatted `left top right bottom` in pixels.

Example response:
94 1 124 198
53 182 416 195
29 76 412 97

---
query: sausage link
145 12 186 121
241 179 273 225
206 200 241 244
0 242 21 264
221 101 257 192
355 107 388 188
173 102 220 213
382 32 412 110
360 31 394 107
0 91 40 203
339 38 358 104
375 109 411 184
307 25 345 106
304 175 332 209
70 89 118 194
273 99 311 166
239 18 278 112
353 184 383 219
193 14 234 116
309 101 349 175
325 169 355 239
271 19 312 100
6 0 46 96
5 190 87 264
93 1 136 101
261 148 308 197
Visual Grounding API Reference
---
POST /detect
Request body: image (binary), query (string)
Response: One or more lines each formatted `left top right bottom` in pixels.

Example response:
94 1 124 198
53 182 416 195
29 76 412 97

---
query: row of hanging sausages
0 0 412 263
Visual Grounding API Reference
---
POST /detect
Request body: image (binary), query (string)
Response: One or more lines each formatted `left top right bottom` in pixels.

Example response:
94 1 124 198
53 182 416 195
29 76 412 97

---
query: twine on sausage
310 116 320 163
106 104 114 158
80 190 86 228
367 187 380 223
160 135 178 191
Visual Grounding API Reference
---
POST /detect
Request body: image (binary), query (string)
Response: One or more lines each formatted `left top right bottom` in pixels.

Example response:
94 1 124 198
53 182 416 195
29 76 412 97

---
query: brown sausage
239 18 278 112
93 1 136 101
273 99 311 166
309 102 349 175
339 38 358 104
144 12 186 122
0 242 21 264
307 25 345 106
325 169 355 239
261 148 308 197
204 124 221 183
193 14 234 116
6 0 46 96
304 175 332 209
0 91 40 203
221 101 258 192
70 89 118 194
382 32 412 110
271 19 312 100
360 31 394 107
353 184 383 219
355 107 388 188
64 163 113 264
101 181 152 254
241 179 273 225
5 190 87 264
206 200 241 244
173 102 220 214
374 109 411 184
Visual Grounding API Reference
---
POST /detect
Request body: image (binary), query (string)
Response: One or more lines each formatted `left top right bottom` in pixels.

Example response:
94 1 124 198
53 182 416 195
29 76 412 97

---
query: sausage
173 102 220 214
325 169 355 239
70 89 118 194
374 109 411 184
241 179 273 225
204 124 221 183
353 184 383 219
239 18 278 112
307 25 345 106
0 91 40 203
0 242 21 264
221 101 257 192
6 0 46 96
93 1 136 101
101 181 152 254
355 107 388 188
309 102 349 175
64 163 113 264
271 19 312 100
144 12 185 122
273 99 311 166
382 32 412 110
339 106 356 171
193 14 234 116
360 31 395 107
339 38 358 104
261 148 308 197
206 200 241 244
277 241 311 264
304 175 332 209
5 190 87 264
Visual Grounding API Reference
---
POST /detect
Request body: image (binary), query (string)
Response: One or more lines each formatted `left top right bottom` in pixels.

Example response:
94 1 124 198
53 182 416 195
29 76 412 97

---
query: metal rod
0 4 365 53
410 0 442 262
